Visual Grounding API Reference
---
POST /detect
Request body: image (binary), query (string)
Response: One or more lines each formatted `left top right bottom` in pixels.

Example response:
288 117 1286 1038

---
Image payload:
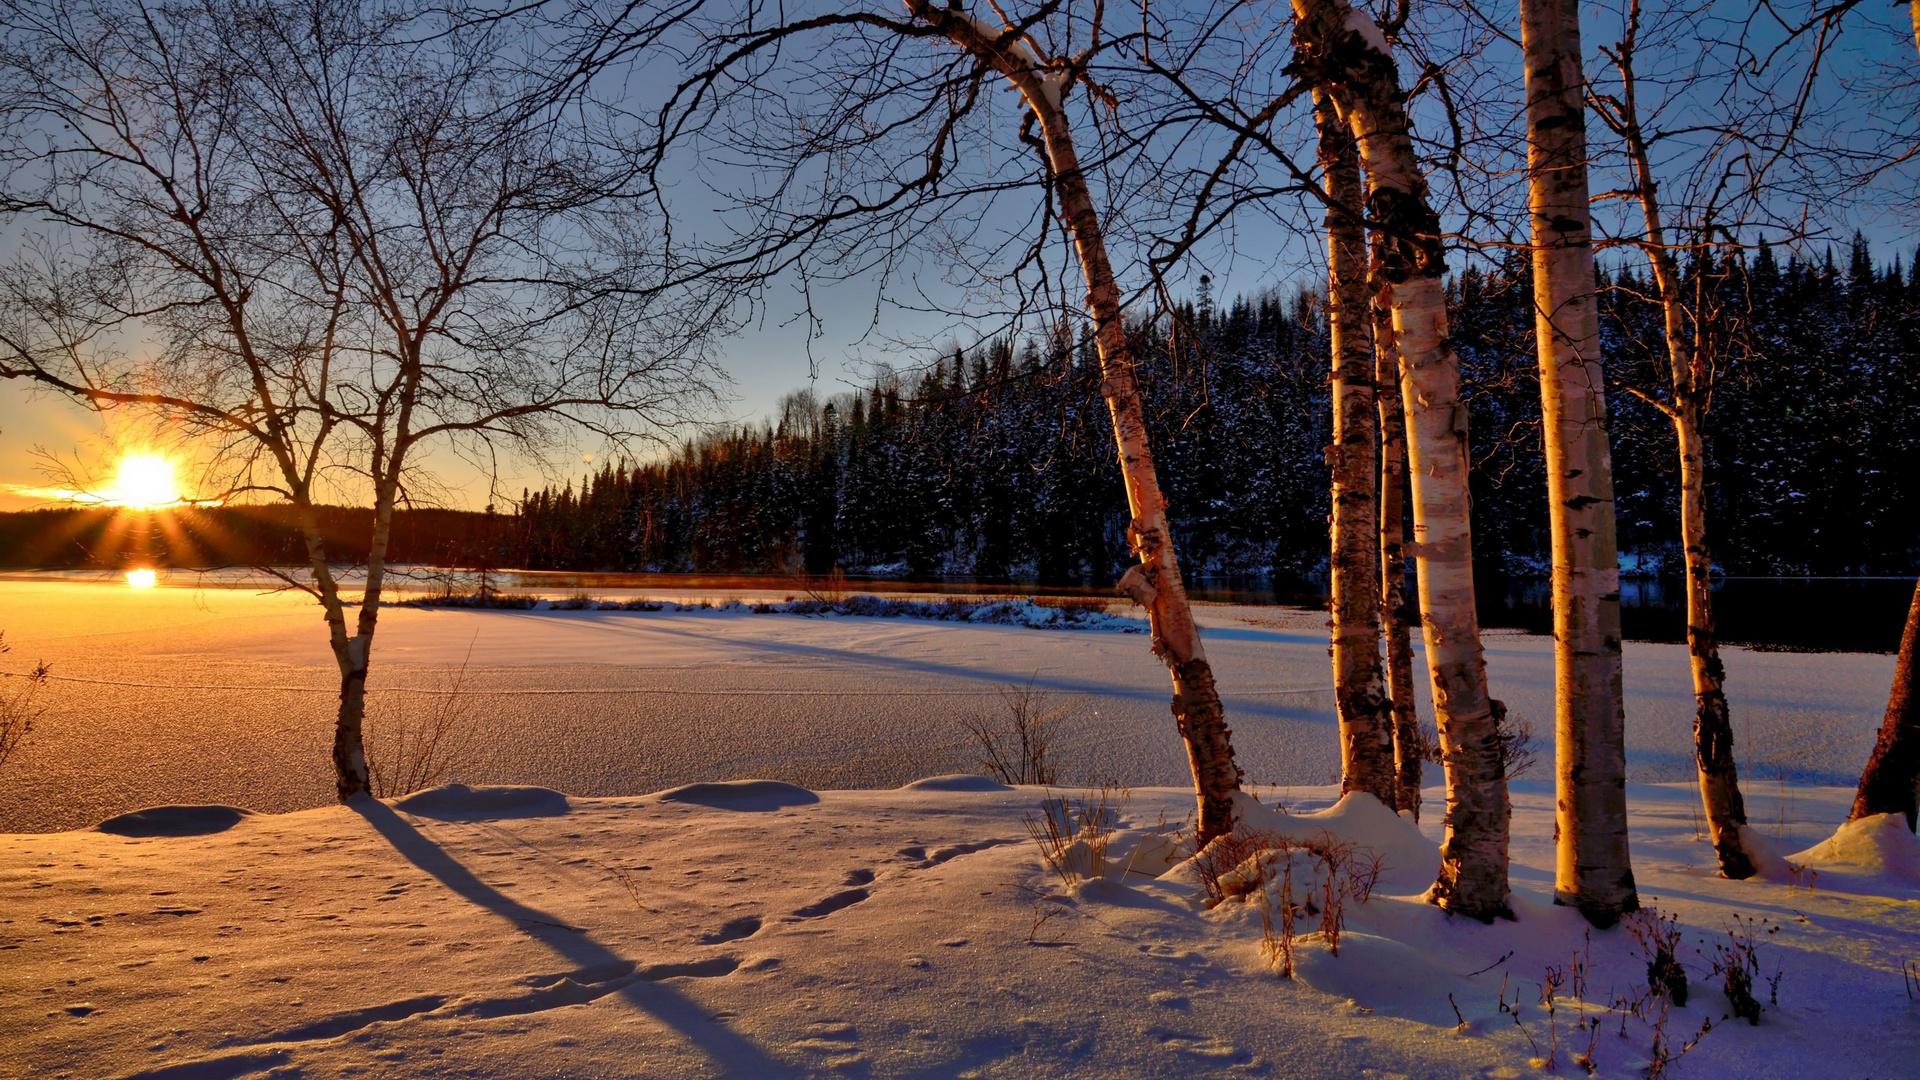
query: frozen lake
0 575 1894 831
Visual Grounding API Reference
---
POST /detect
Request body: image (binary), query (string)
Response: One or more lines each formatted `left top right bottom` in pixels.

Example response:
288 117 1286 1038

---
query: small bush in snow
1193 829 1384 978
1625 908 1689 1007
0 632 48 772
1023 786 1122 887
1708 914 1781 1025
965 681 1071 786
366 639 476 798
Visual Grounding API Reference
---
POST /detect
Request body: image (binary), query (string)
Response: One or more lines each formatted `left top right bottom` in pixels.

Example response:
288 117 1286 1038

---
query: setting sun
104 453 183 509
124 568 158 589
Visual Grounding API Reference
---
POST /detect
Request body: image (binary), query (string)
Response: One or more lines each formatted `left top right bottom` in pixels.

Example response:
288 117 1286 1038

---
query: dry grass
965 680 1073 786
1023 785 1123 887
366 634 478 798
0 632 49 773
1192 828 1384 978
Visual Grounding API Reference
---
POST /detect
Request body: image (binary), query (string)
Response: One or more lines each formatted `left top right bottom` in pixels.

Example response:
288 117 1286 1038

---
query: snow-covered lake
0 576 1893 832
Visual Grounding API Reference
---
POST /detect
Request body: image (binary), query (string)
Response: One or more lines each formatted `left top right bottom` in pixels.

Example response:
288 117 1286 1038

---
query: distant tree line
514 240 1920 584
9 241 1915 585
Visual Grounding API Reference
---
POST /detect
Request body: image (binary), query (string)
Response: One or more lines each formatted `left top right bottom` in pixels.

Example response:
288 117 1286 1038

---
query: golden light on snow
125 568 159 589
104 453 184 509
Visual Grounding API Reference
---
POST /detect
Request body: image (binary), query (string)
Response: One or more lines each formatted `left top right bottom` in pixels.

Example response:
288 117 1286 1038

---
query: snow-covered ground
4 778 1918 1078
3 578 1917 1077
0 578 1894 832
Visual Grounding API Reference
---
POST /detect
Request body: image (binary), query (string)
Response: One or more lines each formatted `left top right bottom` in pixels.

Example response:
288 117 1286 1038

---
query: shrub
0 632 49 772
965 680 1073 786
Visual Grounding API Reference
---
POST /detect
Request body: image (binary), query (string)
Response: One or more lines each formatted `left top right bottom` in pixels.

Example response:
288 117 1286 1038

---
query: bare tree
0 0 720 799
1518 0 1637 925
1317 93 1397 806
1291 0 1511 920
1372 283 1422 820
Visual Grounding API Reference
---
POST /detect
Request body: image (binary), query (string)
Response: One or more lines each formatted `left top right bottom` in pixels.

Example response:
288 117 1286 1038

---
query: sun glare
125 568 159 589
105 453 183 509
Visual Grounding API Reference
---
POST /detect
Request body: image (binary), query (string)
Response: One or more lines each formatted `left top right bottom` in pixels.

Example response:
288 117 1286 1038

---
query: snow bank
1790 812 1920 883
1226 790 1440 893
654 779 820 810
402 591 1148 634
391 784 571 820
95 804 252 837
899 774 1014 792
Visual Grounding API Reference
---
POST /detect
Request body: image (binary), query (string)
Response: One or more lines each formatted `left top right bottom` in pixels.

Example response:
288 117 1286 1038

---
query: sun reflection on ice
125 568 158 589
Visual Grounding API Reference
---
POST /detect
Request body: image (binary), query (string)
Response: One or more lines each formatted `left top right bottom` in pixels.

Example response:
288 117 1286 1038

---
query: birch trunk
908 2 1241 839
1607 22 1759 878
1317 92 1397 806
291 505 370 800
1519 0 1637 925
1292 0 1510 919
1372 285 1422 820
1850 579 1920 829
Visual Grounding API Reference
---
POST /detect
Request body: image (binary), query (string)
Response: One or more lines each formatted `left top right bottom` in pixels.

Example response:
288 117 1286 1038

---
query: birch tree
1317 94 1397 807
1846 1 1920 831
1290 0 1511 919
1518 0 1637 924
1372 286 1422 819
0 0 720 799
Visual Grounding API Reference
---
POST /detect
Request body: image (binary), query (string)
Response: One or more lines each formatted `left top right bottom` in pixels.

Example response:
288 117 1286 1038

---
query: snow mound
1227 791 1439 893
655 779 820 810
900 774 1014 792
1789 813 1920 883
391 784 571 820
95 804 253 837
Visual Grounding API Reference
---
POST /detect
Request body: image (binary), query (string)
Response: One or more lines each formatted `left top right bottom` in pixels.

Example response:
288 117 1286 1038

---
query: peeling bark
1372 284 1421 820
1292 0 1510 920
1520 0 1637 926
907 1 1241 840
1317 92 1397 806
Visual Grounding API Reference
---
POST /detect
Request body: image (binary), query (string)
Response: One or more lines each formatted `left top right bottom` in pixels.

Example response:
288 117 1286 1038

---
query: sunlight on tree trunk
1292 0 1510 919
905 1 1241 840
1317 93 1397 807
1520 0 1637 926
1372 286 1422 820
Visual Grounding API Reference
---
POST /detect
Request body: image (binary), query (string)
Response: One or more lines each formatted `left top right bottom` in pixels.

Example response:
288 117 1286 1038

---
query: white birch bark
905 1 1242 839
1603 10 1760 878
1317 91 1397 806
1519 0 1638 925
1292 0 1510 919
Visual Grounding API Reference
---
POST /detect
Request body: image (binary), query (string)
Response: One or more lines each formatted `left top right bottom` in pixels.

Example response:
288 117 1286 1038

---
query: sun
105 453 183 509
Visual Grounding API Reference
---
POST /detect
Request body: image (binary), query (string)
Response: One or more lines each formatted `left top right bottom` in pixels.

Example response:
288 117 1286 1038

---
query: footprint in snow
790 888 869 919
698 915 762 944
842 868 876 886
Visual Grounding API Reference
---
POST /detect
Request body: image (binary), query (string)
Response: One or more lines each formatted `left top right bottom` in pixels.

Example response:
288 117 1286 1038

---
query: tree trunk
1292 0 1511 920
1373 284 1422 820
1317 91 1397 806
1607 24 1759 879
1676 404 1757 872
909 3 1241 840
292 507 370 801
1851 577 1920 829
1519 0 1637 926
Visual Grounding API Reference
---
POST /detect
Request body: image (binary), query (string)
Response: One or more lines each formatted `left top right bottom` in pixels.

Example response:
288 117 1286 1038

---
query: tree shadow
351 798 792 1077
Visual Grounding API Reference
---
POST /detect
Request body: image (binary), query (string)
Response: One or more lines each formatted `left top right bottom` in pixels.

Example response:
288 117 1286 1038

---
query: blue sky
2 0 1914 511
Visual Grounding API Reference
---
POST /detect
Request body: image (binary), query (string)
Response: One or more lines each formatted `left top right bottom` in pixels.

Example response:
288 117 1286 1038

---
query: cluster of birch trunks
919 0 1920 926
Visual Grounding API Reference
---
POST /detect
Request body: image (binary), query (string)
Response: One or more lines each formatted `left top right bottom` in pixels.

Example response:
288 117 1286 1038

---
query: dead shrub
1626 908 1689 1006
1708 914 1780 1025
1192 828 1384 977
1023 785 1122 887
367 636 477 798
0 632 49 772
965 679 1072 786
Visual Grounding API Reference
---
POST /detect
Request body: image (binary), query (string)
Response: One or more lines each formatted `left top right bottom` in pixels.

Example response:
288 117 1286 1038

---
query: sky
1 0 1914 513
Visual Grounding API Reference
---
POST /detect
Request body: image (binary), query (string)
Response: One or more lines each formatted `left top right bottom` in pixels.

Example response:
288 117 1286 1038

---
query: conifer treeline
514 240 1920 583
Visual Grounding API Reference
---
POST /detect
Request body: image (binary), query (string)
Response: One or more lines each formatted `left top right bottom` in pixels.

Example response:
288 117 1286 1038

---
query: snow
1789 812 1920 884
1343 9 1392 58
0 578 1897 832
95 804 254 838
5 779 1919 1078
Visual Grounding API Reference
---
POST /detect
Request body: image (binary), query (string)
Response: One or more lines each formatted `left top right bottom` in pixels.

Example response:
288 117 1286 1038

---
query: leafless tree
0 0 723 799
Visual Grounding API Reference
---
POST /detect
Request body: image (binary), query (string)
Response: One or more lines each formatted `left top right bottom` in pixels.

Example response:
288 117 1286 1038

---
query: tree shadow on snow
351 798 793 1077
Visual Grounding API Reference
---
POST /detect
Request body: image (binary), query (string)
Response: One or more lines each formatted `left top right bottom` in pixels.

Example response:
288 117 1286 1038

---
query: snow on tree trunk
1372 283 1422 820
1519 0 1637 926
907 2 1241 840
1609 34 1760 880
1292 0 1510 919
1851 578 1920 829
1317 92 1397 807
